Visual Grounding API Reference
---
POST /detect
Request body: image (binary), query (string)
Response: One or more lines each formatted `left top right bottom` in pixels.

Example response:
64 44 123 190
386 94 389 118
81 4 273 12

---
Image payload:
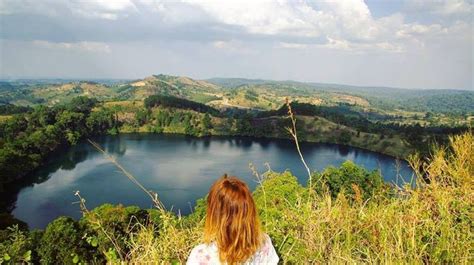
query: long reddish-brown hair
204 174 263 264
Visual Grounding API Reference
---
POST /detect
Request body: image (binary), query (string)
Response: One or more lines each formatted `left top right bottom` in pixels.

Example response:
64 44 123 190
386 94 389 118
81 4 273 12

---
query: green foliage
79 204 159 261
244 90 258 101
144 95 219 116
134 108 149 127
338 130 352 144
313 160 384 201
86 108 116 135
66 97 97 114
0 226 32 264
0 104 31 115
38 217 90 264
236 114 253 135
0 96 114 185
201 113 212 135
253 172 307 252
0 77 471 263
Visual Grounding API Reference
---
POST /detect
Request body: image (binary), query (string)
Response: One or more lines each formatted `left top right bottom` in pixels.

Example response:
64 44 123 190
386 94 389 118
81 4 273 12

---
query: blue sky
0 0 472 90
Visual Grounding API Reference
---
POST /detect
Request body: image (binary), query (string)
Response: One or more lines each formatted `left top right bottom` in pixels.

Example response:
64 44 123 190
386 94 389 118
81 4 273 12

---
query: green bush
313 160 384 201
252 171 308 262
79 204 159 261
38 217 90 264
0 226 33 264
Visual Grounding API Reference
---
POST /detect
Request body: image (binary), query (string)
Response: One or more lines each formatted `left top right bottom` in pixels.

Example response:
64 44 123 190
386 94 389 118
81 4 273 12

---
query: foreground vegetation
1 131 472 264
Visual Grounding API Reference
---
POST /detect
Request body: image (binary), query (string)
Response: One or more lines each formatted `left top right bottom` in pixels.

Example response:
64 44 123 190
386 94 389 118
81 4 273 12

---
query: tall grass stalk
285 98 312 187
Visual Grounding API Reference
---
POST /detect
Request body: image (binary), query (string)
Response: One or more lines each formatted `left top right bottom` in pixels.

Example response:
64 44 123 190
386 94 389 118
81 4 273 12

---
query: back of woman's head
204 174 262 264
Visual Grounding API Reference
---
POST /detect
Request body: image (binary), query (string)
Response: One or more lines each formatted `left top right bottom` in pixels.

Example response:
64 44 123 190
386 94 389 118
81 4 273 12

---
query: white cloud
408 0 473 16
280 37 404 53
185 0 319 36
0 0 137 19
212 40 254 54
2 0 468 49
212 41 229 49
137 0 463 53
68 0 137 20
279 42 309 49
33 40 111 53
0 0 61 16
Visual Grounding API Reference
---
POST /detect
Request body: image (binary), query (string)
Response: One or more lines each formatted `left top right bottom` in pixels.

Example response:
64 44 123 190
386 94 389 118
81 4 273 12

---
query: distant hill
0 74 472 115
207 78 474 114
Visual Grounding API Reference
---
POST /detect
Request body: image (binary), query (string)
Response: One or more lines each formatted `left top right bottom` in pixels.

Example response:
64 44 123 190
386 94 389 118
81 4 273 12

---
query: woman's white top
186 234 279 264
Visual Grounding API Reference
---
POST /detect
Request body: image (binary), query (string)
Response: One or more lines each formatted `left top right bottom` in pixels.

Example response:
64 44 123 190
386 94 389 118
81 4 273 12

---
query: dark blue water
11 134 413 229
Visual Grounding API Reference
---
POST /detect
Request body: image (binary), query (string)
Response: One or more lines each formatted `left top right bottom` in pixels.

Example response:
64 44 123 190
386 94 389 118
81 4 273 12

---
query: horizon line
0 74 472 92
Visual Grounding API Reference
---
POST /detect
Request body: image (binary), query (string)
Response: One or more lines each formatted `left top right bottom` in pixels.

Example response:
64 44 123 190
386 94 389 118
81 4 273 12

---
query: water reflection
8 133 413 229
337 145 350 157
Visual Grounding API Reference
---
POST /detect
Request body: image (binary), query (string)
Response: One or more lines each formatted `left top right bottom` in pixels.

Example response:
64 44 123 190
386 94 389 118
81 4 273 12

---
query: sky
0 0 472 90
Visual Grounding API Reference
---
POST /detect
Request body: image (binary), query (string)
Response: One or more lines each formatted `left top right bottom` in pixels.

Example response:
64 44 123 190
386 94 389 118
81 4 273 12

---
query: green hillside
0 74 471 166
2 75 473 116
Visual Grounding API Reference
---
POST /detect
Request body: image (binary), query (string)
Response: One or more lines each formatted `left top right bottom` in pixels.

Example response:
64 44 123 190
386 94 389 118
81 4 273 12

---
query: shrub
79 204 153 261
38 217 90 264
313 160 385 201
0 226 32 264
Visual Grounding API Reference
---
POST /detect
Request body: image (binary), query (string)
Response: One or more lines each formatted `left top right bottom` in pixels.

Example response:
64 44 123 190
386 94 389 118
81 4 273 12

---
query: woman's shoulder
187 242 219 264
187 234 278 264
248 233 279 264
261 233 276 251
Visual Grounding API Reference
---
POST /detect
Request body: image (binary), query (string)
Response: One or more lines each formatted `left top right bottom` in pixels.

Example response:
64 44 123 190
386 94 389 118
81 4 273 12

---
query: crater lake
8 134 414 229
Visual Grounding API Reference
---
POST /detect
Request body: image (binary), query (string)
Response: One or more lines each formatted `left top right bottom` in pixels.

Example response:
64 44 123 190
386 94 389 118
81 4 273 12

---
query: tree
86 109 115 135
313 161 384 201
55 111 85 133
144 95 219 115
201 113 212 135
67 96 97 114
338 131 351 144
236 114 253 135
134 109 149 127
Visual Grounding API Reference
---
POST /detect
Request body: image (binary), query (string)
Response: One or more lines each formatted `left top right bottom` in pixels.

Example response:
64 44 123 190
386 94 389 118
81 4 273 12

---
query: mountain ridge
0 74 472 115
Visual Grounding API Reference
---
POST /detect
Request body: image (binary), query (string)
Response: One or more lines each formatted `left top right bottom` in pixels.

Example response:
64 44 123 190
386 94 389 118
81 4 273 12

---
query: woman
187 175 279 264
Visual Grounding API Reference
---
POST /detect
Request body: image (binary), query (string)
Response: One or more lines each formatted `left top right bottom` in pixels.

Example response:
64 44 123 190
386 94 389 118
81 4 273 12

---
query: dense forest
0 97 115 188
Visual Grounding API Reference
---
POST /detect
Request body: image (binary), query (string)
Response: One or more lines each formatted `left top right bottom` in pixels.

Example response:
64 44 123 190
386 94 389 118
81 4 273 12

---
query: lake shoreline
9 133 414 229
115 129 413 162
